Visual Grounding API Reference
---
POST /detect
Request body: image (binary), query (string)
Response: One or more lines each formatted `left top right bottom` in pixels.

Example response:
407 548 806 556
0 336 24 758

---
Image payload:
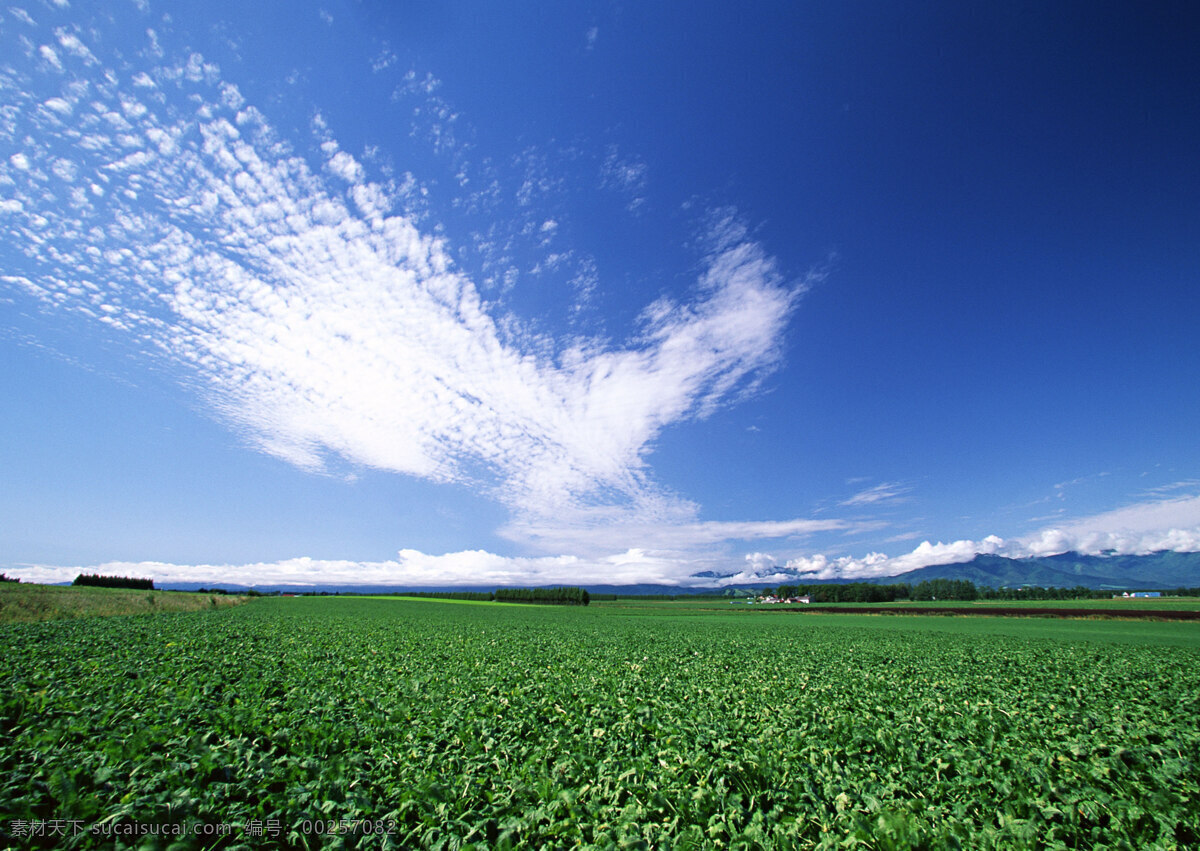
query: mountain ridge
871 550 1200 590
749 550 1200 591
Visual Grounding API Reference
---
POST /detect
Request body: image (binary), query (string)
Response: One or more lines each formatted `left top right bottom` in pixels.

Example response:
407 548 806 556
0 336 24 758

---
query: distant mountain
861 550 1200 590
680 550 1200 591
867 555 1118 589
1036 551 1200 587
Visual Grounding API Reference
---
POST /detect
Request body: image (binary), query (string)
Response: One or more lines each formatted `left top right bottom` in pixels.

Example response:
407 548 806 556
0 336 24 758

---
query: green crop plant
1 597 1196 848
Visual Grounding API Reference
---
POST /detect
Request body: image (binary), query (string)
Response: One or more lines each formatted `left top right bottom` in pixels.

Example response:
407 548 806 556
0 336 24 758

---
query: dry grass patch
0 581 247 623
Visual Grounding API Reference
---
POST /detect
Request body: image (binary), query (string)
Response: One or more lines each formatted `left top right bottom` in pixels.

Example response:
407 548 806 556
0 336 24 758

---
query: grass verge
0 581 247 623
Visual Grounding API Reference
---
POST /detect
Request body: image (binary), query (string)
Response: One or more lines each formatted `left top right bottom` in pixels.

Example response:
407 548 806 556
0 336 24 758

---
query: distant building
1114 591 1161 598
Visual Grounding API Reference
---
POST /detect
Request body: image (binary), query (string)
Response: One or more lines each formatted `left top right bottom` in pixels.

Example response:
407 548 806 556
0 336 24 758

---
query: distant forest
72 574 154 590
400 587 590 606
765 579 1200 602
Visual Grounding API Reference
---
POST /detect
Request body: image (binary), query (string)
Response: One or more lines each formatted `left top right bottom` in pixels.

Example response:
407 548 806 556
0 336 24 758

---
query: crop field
2 597 1198 849
798 598 1200 611
596 596 1200 613
801 598 1200 612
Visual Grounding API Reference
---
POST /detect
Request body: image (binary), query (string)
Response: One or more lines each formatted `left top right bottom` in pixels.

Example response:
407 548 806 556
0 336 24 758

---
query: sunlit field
2 595 1198 848
0 581 247 624
593 595 1200 611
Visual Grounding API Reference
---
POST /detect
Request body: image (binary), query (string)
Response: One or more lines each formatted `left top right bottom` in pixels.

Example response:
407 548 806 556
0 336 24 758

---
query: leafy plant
1 597 1196 848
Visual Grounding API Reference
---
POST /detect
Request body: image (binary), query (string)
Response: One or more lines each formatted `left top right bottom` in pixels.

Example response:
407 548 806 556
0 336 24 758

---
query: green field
2 596 1198 848
0 581 247 624
595 596 1200 612
799 597 1200 611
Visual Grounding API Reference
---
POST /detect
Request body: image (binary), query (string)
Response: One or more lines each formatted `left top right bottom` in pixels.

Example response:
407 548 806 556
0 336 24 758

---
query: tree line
398 590 494 602
494 587 589 605
588 593 728 601
978 585 1200 600
768 583 915 603
763 579 1196 602
392 587 590 605
73 574 154 590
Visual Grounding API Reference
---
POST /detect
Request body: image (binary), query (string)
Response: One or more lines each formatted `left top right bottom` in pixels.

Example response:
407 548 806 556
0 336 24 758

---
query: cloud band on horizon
12 494 1200 588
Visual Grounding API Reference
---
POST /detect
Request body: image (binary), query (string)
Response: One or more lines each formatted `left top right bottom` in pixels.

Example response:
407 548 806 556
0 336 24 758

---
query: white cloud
10 548 695 588
12 494 1198 589
1018 494 1200 557
325 149 365 183
743 552 778 573
41 95 71 115
774 494 1200 581
54 27 97 64
37 44 62 70
0 23 801 547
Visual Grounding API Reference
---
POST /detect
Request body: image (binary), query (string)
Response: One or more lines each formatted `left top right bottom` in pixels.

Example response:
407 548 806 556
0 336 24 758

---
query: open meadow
0 581 247 624
2 593 1198 848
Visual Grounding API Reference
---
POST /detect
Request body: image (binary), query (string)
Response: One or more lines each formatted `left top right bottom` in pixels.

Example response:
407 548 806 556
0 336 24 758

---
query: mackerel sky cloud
1 14 795 527
2 2 1198 587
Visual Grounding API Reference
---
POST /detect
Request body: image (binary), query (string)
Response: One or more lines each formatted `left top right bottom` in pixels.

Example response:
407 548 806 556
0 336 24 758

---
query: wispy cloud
371 46 398 74
882 530 923 543
1137 479 1200 500
1051 471 1110 500
6 7 37 26
600 144 647 212
0 15 801 545
839 481 911 507
504 513 859 559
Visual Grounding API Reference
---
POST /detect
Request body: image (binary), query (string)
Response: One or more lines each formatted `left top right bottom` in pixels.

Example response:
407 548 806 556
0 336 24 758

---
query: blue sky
3 1 1199 587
